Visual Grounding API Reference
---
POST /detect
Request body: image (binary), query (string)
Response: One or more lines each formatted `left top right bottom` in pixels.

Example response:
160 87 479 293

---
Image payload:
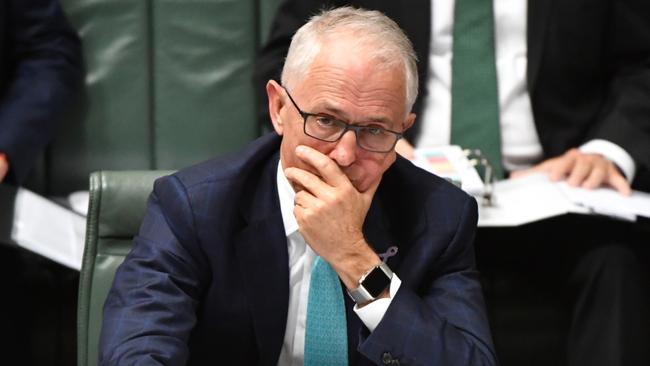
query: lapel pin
379 246 398 263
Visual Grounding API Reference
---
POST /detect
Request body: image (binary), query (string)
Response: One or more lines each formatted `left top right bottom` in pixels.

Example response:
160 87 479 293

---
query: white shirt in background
416 0 635 179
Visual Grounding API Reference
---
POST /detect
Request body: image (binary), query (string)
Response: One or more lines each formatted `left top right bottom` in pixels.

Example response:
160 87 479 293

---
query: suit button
382 352 393 365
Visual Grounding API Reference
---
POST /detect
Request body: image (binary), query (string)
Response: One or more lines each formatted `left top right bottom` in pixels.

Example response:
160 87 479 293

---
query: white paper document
557 182 650 221
478 173 650 227
478 174 586 226
5 187 86 270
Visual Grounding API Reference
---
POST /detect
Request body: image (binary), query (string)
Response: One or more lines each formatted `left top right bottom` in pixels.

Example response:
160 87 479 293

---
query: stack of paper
478 173 650 227
0 186 86 270
558 182 650 222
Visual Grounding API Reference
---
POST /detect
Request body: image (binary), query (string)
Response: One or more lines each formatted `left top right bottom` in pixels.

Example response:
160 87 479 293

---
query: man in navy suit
101 7 496 366
254 1 650 365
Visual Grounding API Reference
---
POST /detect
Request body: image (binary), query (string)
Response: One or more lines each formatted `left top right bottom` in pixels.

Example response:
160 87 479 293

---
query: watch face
363 267 391 298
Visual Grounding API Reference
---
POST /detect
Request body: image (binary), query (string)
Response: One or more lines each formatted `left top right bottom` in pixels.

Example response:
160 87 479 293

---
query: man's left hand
284 145 381 289
511 148 631 195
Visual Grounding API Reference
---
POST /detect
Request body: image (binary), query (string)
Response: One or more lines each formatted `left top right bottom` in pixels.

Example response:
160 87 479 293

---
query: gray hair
281 6 419 113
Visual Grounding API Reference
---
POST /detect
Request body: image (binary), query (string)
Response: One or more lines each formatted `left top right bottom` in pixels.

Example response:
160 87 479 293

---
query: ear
266 80 286 136
402 112 416 132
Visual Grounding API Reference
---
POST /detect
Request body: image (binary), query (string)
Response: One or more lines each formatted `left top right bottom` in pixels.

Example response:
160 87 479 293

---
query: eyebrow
312 103 394 126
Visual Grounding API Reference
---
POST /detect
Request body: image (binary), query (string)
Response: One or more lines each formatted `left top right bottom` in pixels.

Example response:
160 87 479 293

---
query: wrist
332 238 382 290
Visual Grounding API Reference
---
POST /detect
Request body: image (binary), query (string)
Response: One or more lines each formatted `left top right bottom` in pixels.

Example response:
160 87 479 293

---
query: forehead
292 41 408 124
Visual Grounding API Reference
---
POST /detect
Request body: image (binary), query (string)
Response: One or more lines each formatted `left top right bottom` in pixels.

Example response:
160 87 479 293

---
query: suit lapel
233 153 289 365
527 0 555 92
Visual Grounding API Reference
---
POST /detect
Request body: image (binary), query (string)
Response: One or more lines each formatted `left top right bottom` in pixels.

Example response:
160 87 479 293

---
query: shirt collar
277 160 299 236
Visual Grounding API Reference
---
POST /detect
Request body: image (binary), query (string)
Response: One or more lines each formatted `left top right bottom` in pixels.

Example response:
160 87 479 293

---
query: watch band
347 262 393 304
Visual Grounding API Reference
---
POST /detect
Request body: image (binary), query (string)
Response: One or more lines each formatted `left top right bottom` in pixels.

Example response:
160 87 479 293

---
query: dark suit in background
0 0 82 185
254 0 650 190
253 1 650 365
0 1 82 365
100 133 496 365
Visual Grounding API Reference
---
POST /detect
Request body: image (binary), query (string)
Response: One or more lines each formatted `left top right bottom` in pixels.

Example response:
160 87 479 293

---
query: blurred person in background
0 0 82 364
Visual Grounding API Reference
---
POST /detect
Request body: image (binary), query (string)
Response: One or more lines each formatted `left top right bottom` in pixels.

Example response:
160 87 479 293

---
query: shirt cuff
579 139 636 182
352 273 402 332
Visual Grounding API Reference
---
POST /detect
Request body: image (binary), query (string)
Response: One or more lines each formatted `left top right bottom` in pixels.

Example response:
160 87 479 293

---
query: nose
329 130 358 167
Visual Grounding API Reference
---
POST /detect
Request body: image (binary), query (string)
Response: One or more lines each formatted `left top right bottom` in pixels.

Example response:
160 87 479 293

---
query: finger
581 162 607 190
606 165 631 196
293 189 319 208
566 152 599 185
295 145 348 187
284 167 330 197
525 159 556 178
510 168 535 179
548 151 577 181
567 158 593 187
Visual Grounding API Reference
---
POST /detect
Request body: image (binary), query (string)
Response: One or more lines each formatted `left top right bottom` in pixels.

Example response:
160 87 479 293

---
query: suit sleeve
99 176 210 366
590 0 650 190
0 0 82 184
358 196 497 366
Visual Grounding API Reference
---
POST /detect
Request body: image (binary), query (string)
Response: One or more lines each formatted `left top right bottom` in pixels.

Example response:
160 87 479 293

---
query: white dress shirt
276 161 402 366
416 0 635 179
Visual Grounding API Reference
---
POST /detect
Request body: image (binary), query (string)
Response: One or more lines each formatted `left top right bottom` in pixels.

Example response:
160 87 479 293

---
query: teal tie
450 0 504 179
304 256 348 366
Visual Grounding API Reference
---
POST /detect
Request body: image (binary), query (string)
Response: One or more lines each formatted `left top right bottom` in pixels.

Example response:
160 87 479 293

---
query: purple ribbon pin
379 246 398 263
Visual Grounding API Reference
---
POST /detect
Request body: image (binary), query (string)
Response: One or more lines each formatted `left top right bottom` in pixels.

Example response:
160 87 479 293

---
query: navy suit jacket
101 133 496 365
0 0 82 184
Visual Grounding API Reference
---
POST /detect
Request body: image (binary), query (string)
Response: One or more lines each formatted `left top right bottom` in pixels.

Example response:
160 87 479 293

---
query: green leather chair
47 0 283 197
70 0 285 364
78 170 172 366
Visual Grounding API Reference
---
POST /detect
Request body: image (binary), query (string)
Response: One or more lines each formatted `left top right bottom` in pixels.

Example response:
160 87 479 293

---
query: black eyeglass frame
283 87 403 153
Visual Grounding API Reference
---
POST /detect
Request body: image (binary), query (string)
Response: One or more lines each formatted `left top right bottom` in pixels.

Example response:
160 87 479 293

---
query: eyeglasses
284 88 403 153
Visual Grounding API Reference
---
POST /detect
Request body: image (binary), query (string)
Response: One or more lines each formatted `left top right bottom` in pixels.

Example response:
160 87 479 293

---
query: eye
365 127 384 136
315 116 336 127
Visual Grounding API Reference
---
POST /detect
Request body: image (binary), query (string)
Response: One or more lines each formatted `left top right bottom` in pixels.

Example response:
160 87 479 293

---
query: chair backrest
40 0 283 197
77 170 172 366
68 1 284 364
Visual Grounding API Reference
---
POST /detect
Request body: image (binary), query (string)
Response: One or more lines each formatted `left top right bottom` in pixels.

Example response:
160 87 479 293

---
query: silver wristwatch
347 262 393 304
